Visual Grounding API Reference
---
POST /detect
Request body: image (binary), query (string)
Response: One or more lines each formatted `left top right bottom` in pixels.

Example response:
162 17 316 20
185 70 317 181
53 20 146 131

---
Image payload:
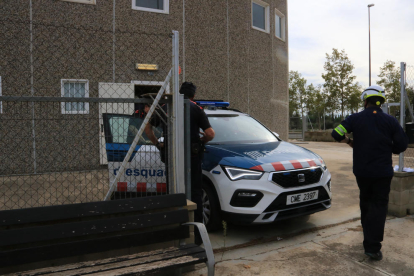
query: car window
108 117 130 143
207 115 278 144
104 114 162 145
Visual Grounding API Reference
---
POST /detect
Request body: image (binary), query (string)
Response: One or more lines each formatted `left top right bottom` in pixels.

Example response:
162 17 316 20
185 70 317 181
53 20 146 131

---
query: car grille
271 167 323 188
264 186 330 212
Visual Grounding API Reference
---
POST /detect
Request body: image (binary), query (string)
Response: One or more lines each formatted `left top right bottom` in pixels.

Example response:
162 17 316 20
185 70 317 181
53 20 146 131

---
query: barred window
132 0 169 14
61 79 89 114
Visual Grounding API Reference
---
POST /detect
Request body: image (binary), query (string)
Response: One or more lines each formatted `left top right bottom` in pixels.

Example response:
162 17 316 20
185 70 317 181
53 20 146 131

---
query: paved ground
187 216 414 276
184 141 413 276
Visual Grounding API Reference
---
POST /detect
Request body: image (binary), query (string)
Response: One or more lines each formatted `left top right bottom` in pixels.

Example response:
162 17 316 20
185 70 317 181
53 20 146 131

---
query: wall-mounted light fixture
136 63 158 71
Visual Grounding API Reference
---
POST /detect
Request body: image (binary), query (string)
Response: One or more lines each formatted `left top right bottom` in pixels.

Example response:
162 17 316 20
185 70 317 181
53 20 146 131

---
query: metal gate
399 63 414 170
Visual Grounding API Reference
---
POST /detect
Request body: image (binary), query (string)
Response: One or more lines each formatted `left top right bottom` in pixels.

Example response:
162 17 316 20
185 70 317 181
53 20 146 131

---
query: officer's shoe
365 251 383 261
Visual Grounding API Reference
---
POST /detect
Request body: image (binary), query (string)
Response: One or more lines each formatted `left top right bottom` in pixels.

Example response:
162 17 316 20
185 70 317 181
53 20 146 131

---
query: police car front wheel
202 182 222 232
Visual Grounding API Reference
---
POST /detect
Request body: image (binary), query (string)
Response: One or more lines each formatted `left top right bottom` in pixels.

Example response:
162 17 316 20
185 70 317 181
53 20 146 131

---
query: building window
61 0 96 4
132 0 169 14
275 9 286 41
61 79 89 114
252 0 270 33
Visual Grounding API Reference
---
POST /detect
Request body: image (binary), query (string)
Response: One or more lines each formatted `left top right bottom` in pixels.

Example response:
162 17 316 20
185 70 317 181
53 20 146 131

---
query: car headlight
223 166 264 181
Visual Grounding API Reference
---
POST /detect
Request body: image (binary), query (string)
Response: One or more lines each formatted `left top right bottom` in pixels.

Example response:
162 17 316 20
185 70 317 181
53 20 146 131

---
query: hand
156 142 164 150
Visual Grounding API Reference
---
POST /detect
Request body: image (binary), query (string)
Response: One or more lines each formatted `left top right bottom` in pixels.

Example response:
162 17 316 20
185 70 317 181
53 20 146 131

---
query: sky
288 0 414 89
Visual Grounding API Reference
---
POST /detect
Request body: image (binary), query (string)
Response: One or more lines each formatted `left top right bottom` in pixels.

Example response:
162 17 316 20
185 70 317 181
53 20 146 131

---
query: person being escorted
331 85 408 261
180 82 215 245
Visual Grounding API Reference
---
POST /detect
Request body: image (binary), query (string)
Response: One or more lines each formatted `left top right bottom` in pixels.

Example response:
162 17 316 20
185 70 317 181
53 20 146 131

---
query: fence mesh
0 19 174 210
288 117 302 140
403 65 414 169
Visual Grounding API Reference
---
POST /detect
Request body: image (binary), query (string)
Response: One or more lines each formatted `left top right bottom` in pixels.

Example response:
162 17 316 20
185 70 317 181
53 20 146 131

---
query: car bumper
205 165 332 224
223 199 331 225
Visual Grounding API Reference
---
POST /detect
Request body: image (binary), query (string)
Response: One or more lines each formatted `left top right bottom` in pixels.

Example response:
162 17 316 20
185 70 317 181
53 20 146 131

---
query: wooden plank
0 227 191 268
43 246 206 276
0 194 187 228
4 245 199 276
15 249 207 276
0 209 188 247
87 252 207 276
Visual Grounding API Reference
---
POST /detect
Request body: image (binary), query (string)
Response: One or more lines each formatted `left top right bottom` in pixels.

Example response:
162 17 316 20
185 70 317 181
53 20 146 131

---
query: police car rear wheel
202 183 221 232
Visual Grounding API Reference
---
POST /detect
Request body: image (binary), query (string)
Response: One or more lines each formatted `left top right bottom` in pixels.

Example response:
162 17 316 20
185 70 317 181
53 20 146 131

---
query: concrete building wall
0 0 288 174
183 0 289 139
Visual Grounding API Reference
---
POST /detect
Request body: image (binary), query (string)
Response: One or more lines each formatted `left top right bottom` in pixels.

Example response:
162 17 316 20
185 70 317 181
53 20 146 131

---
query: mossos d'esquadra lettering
113 168 165 178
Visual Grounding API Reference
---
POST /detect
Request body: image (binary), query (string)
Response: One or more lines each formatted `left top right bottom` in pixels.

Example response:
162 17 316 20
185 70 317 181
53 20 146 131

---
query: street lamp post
368 4 375 86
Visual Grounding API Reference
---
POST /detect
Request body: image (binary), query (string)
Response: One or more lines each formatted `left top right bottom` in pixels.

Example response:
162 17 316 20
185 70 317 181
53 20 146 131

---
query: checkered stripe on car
250 159 322 172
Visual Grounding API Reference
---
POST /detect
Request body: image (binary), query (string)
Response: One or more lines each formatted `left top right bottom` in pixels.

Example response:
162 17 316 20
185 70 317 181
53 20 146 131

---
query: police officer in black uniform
144 82 214 245
180 82 215 245
331 85 408 260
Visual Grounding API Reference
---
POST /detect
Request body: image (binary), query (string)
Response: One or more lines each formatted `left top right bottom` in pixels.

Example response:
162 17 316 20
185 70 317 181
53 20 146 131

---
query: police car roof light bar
196 101 230 108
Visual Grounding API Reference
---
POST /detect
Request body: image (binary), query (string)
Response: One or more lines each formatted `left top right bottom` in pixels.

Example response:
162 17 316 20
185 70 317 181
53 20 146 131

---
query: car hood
203 141 323 172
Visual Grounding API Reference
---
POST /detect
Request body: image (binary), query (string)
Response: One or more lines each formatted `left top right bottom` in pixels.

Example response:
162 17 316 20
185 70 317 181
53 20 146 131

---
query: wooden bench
0 193 215 276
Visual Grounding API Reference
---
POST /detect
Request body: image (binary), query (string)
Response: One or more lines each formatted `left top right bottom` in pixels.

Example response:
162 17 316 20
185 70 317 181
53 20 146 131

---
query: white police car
199 101 332 231
102 101 332 231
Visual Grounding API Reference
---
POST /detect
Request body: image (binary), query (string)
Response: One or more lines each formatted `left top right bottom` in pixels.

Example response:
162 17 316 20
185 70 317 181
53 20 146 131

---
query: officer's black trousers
191 154 203 245
356 176 392 253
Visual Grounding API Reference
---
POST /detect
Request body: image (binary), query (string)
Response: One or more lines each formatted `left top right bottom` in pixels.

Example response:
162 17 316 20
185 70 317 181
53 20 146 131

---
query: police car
199 101 332 231
102 101 332 231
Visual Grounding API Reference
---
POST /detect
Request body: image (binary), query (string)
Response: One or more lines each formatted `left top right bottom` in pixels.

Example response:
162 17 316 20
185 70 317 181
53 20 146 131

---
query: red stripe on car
117 182 128 192
137 182 147 192
250 165 264 171
290 160 303 169
272 162 285 171
157 183 167 193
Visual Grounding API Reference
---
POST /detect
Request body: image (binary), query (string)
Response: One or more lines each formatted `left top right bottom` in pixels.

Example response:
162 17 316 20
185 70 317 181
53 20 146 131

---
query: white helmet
361 85 386 101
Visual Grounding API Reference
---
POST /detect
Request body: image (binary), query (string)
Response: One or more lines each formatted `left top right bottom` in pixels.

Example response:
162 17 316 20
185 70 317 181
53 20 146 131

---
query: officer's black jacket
331 106 408 177
189 100 211 143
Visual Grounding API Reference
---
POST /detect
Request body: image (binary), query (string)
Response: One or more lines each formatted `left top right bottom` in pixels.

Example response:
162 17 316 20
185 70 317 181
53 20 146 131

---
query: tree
310 85 326 129
377 60 401 103
322 49 357 120
347 83 363 114
289 71 307 117
304 83 317 113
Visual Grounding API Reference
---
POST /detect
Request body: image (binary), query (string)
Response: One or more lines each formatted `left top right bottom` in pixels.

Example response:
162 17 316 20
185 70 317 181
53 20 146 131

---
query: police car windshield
207 115 278 144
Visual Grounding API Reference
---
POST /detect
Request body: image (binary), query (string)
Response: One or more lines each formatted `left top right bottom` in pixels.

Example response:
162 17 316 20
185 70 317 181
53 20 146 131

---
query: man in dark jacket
180 82 215 245
145 82 215 245
331 85 408 261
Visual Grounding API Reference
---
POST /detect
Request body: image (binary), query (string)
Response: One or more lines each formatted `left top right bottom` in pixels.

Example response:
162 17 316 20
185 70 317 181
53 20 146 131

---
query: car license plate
286 190 319 205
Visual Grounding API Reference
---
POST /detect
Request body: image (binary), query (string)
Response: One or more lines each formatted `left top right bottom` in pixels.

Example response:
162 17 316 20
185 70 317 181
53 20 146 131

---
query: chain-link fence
0 18 179 210
402 64 414 168
288 117 303 140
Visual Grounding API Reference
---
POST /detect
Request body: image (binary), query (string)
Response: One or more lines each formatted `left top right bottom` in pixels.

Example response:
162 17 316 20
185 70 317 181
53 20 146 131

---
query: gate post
172 30 185 194
399 62 406 172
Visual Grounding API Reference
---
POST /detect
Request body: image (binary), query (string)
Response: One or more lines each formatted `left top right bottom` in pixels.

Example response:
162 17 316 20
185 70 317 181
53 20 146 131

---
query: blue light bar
196 101 230 107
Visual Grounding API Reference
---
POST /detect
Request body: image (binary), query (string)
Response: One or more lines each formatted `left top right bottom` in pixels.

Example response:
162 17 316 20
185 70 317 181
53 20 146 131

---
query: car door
103 113 166 196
